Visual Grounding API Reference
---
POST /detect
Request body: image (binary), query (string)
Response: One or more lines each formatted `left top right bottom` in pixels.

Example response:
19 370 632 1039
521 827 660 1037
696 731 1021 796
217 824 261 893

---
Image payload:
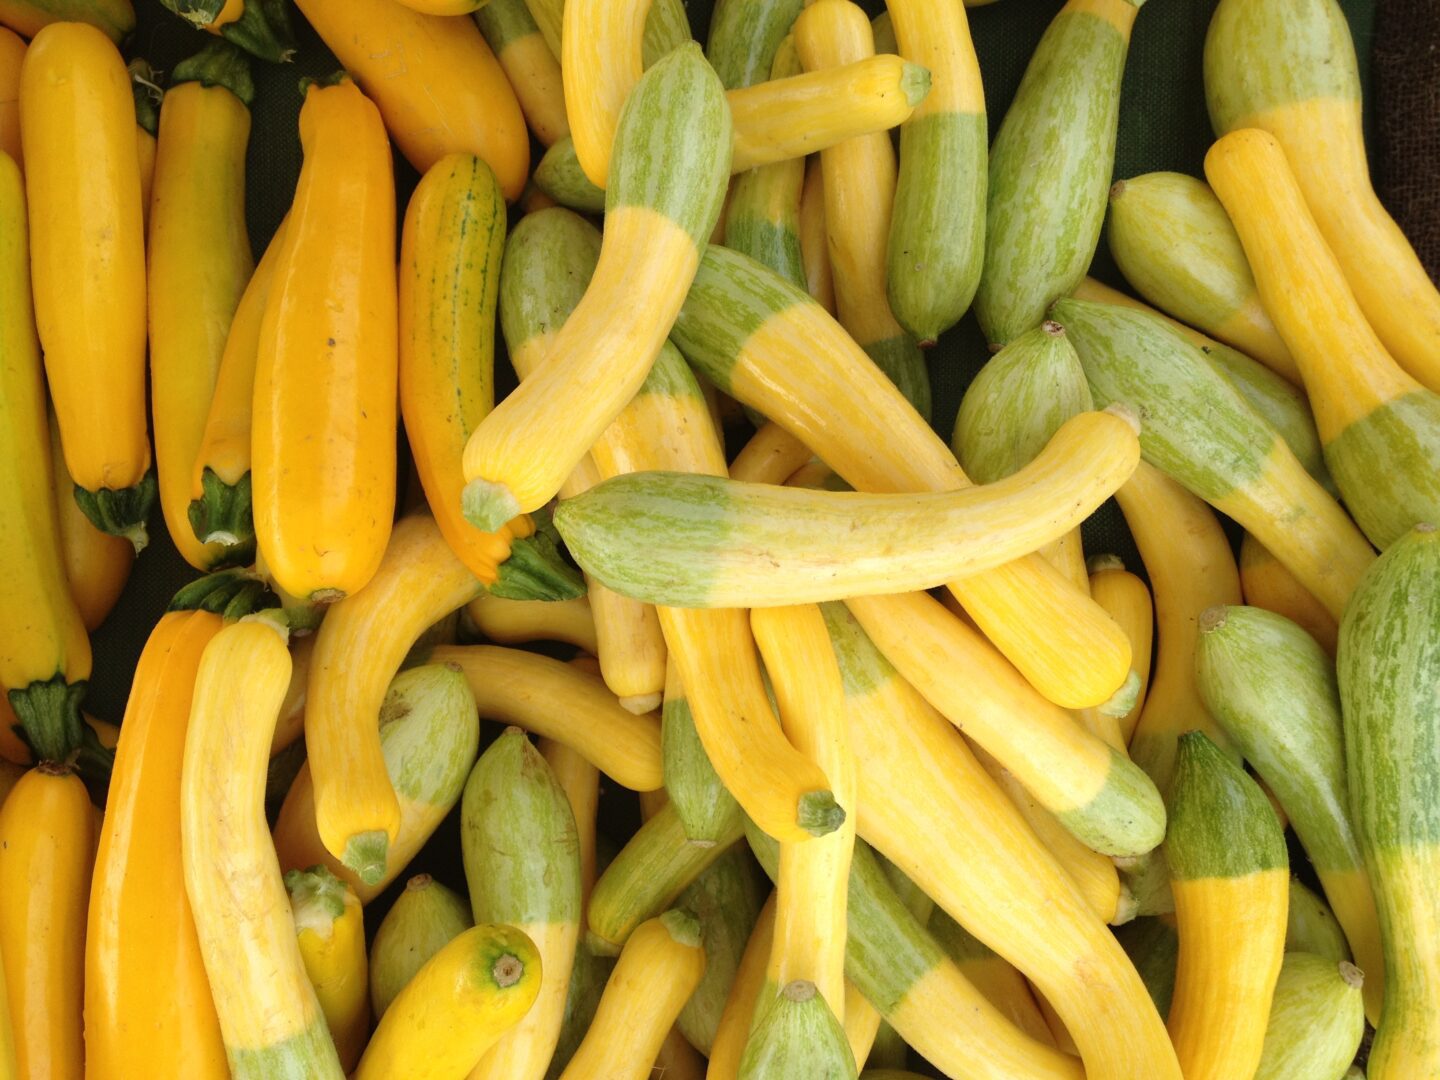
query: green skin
172 38 256 104
1203 0 1359 134
863 336 931 423
1286 878 1350 963
1254 953 1365 1080
952 321 1093 484
866 1023 907 1070
500 208 603 352
227 1020 344 1080
73 469 157 554
1106 172 1262 340
739 981 857 1080
522 0 562 61
460 727 581 929
369 877 473 1019
887 108 987 344
1114 916 1179 1017
1337 525 1440 1072
1164 732 1288 882
675 844 767 1054
379 665 480 815
975 3 1134 345
1195 606 1365 880
1052 296 1279 504
586 800 744 954
642 0 693 67
1323 392 1440 551
662 685 741 845
533 139 606 214
705 0 804 89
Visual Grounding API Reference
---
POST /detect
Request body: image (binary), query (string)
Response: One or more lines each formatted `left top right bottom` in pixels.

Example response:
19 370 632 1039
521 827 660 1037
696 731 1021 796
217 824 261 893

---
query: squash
1113 916 1179 1018
151 0 294 62
558 911 706 1080
723 37 807 291
661 658 739 846
475 0 569 147
21 23 153 546
1054 295 1374 619
976 0 1143 345
1239 532 1338 656
399 153 534 588
539 737 600 912
1204 0 1440 391
86 611 227 1078
464 593 597 654
1196 604 1384 1021
292 0 528 197
531 138 607 213
253 77 396 602
189 217 286 556
1204 127 1440 551
795 0 928 417
130 61 158 237
822 604 1180 1080
369 875 472 1020
353 924 541 1080
739 979 857 1080
846 590 1165 858
1336 523 1440 1079
884 0 986 344
705 0 804 89
284 867 370 1071
1087 555 1153 745
927 908 1056 1046
48 407 132 633
463 728 581 1080
1106 172 1297 381
462 45 730 530
1255 953 1365 1080
0 150 92 756
1165 732 1289 1080
521 0 561 57
731 422 815 486
181 617 345 1078
655 1027 706 1080
800 157 836 312
0 0 132 41
0 28 21 170
560 0 648 187
707 893 777 1080
148 43 255 571
1287 877 1351 962
557 408 1138 608
275 663 479 903
673 246 1132 711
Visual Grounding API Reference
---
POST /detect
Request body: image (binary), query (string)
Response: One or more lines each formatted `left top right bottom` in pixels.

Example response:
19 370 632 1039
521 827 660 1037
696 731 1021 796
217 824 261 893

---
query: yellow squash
86 611 227 1079
292 0 529 198
729 421 815 486
475 0 569 148
148 49 255 571
0 0 133 42
707 894 777 1080
799 157 835 312
1086 554 1154 746
0 28 22 170
1239 532 1338 657
0 764 94 1080
285 867 370 1071
560 0 647 188
49 408 132 633
464 592 597 654
181 617 344 1078
20 23 152 546
253 77 396 602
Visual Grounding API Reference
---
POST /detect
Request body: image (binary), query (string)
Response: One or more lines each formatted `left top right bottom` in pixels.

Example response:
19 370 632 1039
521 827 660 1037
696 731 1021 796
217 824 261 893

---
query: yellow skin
559 913 705 1080
20 23 149 497
48 410 132 633
730 422 815 486
148 79 254 570
0 765 93 1080
707 895 777 1080
0 0 134 43
562 0 647 187
539 737 600 908
1087 556 1154 745
86 612 228 1080
799 157 835 312
1239 532 1338 657
253 79 397 602
0 28 22 171
292 0 529 198
465 592 597 653
468 920 577 1080
290 878 370 1071
354 925 541 1080
484 10 569 147
0 154 91 710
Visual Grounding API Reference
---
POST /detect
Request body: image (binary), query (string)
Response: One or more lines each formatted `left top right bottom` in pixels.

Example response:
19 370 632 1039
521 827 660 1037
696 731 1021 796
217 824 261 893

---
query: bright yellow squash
20 22 153 547
475 0 569 148
285 867 370 1071
48 407 132 633
253 77 397 602
561 0 647 188
147 43 255 571
86 611 228 1079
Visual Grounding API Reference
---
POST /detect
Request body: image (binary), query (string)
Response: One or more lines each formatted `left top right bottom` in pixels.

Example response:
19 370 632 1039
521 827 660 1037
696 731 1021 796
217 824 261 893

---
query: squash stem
73 470 157 554
219 0 297 64
490 513 586 601
462 478 522 534
172 39 256 104
796 789 846 838
7 674 87 765
343 829 391 887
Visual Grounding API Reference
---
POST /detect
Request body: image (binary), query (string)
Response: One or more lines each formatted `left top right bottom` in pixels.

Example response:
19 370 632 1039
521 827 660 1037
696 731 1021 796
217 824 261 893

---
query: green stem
128 60 161 136
490 510 586 601
219 0 297 64
172 40 255 106
7 675 86 765
157 0 227 28
73 470 157 554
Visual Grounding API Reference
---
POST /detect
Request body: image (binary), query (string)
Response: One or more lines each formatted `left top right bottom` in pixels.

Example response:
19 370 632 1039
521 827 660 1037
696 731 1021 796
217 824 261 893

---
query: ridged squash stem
795 0 929 419
1205 127 1440 550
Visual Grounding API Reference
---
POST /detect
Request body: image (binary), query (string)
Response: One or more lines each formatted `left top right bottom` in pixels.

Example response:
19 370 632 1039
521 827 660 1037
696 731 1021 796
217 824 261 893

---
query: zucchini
283 867 369 1071
976 0 1143 345
706 0 804 89
794 0 929 418
1254 953 1365 1080
1054 295 1374 620
739 980 857 1080
661 659 740 846
1164 732 1288 1080
1113 916 1179 1017
884 0 987 343
368 875 472 1020
1196 604 1384 1021
1106 172 1297 382
1337 523 1440 1078
353 925 541 1080
1239 532 1338 657
464 728 582 1080
555 408 1140 608
672 244 1133 711
1204 0 1440 391
1205 127 1440 550
1287 877 1351 964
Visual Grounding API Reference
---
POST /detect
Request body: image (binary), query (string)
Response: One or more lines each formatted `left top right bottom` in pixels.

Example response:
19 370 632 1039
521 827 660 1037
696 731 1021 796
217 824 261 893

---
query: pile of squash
0 0 1434 1076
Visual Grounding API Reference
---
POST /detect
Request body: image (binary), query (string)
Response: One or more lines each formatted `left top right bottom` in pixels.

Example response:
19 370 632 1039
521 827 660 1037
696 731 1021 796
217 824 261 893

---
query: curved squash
1239 532 1338 656
705 0 802 89
464 592 597 653
1255 953 1365 1080
560 0 648 188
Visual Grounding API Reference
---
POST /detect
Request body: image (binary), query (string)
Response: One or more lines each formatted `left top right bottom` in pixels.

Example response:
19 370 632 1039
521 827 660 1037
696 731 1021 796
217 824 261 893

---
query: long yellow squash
48 409 131 633
86 611 228 1078
0 764 91 1080
181 617 344 1078
1239 532 1338 657
0 28 21 170
561 0 647 188
253 77 397 602
292 0 529 198
1086 554 1153 746
148 47 255 571
21 22 152 546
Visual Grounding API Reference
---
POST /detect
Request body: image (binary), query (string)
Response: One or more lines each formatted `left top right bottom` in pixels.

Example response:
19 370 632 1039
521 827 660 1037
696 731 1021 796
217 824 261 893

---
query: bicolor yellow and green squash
1254 952 1365 1080
474 0 569 148
284 867 369 1071
369 875 472 1020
